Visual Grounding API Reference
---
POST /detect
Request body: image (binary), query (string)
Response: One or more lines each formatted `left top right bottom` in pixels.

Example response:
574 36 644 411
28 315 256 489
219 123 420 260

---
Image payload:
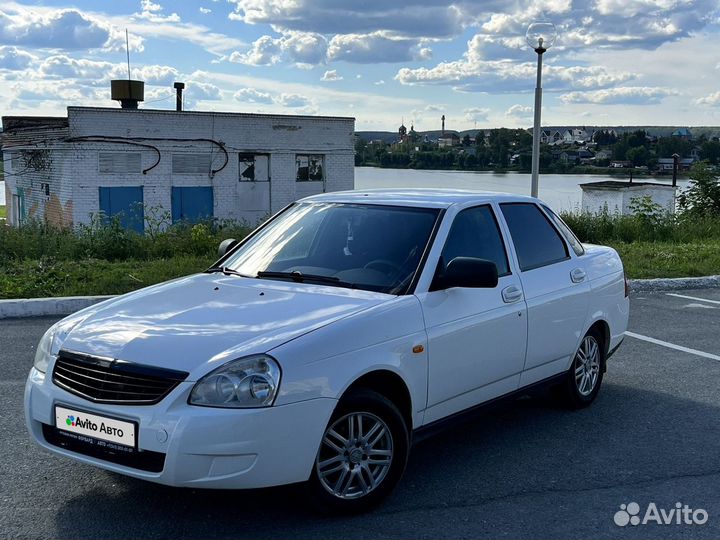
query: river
0 170 689 214
356 167 689 213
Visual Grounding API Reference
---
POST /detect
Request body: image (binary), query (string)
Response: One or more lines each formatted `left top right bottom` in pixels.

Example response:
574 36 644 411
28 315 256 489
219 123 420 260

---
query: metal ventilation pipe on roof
174 82 185 111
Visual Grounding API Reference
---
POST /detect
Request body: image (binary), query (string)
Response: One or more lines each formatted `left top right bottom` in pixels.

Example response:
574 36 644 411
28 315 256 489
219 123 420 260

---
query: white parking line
624 331 720 362
666 293 720 305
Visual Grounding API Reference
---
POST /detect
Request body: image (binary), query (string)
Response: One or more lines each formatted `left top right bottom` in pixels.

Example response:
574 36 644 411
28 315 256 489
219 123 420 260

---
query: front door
416 205 528 425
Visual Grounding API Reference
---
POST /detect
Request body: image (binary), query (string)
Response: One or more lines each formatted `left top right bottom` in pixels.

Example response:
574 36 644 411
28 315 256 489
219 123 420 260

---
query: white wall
3 107 355 229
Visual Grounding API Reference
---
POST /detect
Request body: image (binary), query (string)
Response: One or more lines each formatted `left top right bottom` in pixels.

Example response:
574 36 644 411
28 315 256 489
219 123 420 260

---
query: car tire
307 388 409 514
558 328 605 409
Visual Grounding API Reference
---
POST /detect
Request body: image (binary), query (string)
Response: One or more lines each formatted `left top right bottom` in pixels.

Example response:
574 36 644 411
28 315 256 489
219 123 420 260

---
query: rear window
500 203 569 271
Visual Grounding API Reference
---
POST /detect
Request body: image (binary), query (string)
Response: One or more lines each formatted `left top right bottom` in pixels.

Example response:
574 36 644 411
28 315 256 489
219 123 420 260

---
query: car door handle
571 268 587 283
502 285 523 303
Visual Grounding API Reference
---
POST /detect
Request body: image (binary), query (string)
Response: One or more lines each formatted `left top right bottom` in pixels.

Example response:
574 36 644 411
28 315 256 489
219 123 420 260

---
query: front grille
52 350 189 405
42 424 165 473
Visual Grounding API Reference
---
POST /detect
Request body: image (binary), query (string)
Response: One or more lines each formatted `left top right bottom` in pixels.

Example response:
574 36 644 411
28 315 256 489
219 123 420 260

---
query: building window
296 154 324 182
99 152 142 174
239 154 255 181
172 153 213 174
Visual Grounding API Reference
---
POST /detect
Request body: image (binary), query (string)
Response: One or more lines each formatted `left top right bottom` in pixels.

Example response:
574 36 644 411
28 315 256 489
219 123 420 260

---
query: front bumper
25 368 336 489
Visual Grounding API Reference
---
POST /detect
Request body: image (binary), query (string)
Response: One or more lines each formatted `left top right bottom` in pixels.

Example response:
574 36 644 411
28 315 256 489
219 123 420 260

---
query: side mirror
431 257 498 291
217 238 238 258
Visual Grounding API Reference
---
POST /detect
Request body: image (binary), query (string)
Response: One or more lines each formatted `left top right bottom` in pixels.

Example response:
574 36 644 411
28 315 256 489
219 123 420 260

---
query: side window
541 205 585 256
500 203 569 271
441 205 510 276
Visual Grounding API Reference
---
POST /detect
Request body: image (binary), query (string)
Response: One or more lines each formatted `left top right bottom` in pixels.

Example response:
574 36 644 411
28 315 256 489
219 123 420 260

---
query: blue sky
1 0 719 132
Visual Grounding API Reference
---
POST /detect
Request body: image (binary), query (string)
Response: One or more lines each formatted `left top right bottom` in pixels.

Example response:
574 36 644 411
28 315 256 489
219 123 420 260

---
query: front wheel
307 389 409 513
559 329 605 408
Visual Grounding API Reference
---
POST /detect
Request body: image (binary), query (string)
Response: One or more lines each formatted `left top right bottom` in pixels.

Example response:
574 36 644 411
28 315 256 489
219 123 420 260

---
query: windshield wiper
256 270 355 288
205 266 251 277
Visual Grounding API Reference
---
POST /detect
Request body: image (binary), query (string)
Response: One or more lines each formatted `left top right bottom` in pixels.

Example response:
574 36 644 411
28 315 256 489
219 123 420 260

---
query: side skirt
412 372 565 445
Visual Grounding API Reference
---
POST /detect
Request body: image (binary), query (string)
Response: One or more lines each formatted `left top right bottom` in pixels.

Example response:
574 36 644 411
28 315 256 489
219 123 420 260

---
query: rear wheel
559 329 605 408
307 389 409 513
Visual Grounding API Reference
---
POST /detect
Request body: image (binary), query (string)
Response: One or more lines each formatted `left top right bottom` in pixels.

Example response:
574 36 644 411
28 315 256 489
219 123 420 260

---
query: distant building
2 107 355 230
438 133 460 148
657 157 695 172
671 128 692 140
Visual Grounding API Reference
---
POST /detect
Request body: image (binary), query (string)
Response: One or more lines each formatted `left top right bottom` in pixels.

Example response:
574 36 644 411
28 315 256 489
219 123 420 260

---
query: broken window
239 154 255 181
296 154 324 182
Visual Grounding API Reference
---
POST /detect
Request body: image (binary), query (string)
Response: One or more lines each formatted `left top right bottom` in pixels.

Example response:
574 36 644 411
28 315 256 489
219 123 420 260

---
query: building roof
300 188 538 209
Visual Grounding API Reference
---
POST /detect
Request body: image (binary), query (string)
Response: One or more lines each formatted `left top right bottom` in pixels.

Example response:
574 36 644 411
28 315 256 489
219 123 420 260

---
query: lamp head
526 21 556 52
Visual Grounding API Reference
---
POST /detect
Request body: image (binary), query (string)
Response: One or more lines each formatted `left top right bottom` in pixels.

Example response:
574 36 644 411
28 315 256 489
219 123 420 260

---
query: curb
1 275 719 319
629 275 720 292
0 295 114 320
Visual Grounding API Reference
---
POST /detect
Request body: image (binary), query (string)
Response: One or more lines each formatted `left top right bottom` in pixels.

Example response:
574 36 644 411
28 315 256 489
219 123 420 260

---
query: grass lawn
0 241 718 299
609 241 720 279
0 206 5 219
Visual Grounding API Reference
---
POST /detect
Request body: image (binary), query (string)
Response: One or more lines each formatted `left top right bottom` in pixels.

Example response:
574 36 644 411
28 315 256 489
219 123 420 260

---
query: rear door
417 204 528 424
498 202 590 387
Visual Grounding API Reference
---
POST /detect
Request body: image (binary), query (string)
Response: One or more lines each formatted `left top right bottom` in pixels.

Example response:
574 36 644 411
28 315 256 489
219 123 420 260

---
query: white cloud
321 69 343 82
560 86 679 105
276 93 311 107
328 32 429 64
228 0 470 39
0 8 116 50
505 104 532 117
695 92 720 106
229 31 326 66
233 87 274 104
232 86 312 108
199 7 212 14
185 81 221 101
135 0 180 23
396 58 633 93
374 79 385 85
464 107 490 122
0 46 35 70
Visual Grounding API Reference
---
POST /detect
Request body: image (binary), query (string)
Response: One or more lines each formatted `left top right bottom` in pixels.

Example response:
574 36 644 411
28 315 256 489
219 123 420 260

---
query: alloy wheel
315 412 394 500
574 335 600 396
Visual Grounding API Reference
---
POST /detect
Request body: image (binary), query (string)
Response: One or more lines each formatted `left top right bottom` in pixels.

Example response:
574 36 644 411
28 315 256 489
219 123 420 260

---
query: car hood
59 273 392 378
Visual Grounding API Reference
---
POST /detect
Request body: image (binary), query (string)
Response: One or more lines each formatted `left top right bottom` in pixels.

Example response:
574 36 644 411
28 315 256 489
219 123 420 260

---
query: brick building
2 107 355 231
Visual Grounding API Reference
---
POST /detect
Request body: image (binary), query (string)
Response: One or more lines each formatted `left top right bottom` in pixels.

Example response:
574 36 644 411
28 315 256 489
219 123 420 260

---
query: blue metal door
171 187 214 223
99 186 144 233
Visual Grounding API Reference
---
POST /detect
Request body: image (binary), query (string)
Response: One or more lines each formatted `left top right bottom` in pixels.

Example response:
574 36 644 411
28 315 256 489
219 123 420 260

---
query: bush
677 161 720 217
0 213 253 263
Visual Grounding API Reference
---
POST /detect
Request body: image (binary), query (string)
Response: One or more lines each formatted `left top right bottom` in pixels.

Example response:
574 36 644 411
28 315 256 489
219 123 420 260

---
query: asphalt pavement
1 290 719 539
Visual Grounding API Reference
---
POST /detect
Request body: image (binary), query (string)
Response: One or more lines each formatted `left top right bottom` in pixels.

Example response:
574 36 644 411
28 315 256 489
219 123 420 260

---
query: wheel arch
587 319 611 356
340 369 414 432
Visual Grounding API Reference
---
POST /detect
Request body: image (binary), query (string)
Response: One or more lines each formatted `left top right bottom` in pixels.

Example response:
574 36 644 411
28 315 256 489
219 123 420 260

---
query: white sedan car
25 189 629 512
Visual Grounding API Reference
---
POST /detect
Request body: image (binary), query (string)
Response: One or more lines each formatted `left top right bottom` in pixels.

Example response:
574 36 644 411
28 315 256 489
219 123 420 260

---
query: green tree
462 134 471 146
677 162 720 217
700 140 720 165
626 146 650 167
656 136 692 158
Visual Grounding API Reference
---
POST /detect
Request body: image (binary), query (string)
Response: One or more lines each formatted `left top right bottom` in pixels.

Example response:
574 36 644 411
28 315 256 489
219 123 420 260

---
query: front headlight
189 355 281 408
33 318 81 373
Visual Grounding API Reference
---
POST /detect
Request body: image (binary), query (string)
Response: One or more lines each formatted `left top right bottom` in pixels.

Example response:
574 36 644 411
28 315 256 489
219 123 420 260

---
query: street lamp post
527 21 556 198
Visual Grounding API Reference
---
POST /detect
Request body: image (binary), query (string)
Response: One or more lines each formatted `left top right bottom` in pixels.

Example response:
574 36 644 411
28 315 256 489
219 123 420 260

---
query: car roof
299 188 541 209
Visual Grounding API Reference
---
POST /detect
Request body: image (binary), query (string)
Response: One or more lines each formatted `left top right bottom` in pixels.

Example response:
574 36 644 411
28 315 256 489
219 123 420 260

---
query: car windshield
221 202 441 294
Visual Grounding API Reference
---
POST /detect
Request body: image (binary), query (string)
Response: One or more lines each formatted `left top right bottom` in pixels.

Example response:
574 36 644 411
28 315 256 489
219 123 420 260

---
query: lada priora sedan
25 189 629 512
